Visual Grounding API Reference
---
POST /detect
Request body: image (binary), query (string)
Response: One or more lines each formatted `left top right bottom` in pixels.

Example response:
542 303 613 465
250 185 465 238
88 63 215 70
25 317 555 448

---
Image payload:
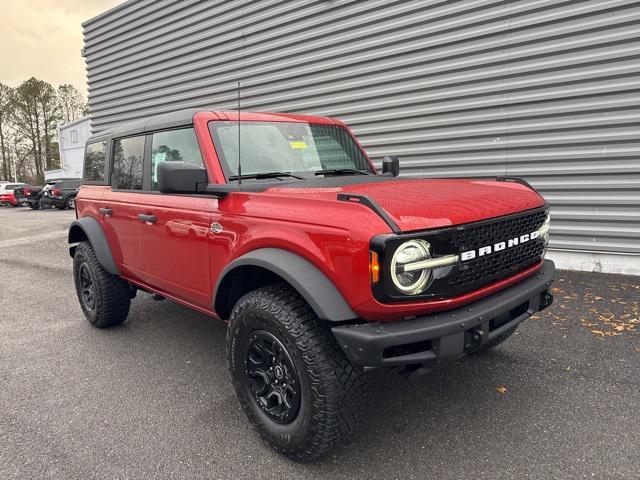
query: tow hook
539 291 554 311
465 327 484 350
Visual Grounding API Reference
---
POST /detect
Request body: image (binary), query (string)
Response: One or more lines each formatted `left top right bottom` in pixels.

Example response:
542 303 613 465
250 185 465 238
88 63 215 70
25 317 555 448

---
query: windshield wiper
228 171 304 181
314 168 372 176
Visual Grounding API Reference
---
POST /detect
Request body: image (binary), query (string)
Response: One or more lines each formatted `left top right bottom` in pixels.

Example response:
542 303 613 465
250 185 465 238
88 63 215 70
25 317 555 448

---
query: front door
135 128 214 309
137 197 214 308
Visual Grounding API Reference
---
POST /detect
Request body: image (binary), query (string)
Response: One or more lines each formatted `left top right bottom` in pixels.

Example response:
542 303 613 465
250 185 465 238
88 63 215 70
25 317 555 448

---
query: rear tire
469 326 518 354
73 241 131 328
227 284 365 462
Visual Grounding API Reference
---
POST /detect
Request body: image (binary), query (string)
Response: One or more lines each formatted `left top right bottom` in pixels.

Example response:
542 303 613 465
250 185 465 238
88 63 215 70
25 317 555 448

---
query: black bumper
332 260 555 368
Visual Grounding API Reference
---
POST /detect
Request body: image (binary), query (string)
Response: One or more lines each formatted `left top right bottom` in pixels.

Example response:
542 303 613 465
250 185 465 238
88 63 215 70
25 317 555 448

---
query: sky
0 0 125 95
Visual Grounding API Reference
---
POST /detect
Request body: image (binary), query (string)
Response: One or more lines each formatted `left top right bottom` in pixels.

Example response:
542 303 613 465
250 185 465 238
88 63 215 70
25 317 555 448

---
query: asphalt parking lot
1 206 638 480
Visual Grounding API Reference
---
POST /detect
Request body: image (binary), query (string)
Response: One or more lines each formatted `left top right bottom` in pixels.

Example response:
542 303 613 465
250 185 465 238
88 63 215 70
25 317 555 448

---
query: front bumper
332 260 555 368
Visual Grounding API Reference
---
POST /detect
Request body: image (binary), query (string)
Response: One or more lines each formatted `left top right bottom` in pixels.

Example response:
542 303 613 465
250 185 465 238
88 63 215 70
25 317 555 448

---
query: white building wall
49 117 91 180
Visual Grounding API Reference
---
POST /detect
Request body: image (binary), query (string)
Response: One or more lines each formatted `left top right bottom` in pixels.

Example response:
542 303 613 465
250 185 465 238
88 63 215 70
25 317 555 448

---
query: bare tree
58 84 86 124
1 78 87 183
39 81 61 170
0 83 13 180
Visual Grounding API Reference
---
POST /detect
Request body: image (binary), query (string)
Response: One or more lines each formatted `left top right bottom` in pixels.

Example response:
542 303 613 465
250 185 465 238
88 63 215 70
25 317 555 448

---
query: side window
112 136 145 190
84 141 107 182
151 128 203 190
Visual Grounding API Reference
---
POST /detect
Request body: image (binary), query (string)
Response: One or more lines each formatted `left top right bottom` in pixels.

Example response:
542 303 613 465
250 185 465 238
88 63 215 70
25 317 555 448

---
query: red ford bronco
69 109 554 461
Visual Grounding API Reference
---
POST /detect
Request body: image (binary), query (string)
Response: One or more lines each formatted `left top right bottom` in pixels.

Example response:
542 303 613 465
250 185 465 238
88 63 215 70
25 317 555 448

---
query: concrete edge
546 250 640 276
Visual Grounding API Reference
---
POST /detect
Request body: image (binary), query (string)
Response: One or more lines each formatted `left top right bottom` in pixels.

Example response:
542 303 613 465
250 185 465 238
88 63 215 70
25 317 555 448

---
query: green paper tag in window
289 141 308 149
152 152 167 183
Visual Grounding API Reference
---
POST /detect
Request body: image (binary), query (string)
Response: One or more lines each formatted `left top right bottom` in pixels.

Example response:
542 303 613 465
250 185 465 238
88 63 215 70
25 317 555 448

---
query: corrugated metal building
83 0 640 273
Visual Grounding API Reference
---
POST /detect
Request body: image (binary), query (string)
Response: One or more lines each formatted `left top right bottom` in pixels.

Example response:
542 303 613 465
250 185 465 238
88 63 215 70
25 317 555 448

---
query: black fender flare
68 217 119 275
214 248 358 322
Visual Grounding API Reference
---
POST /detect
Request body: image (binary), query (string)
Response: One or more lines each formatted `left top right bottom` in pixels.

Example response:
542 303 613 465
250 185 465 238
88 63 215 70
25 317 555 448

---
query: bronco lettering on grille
461 230 540 261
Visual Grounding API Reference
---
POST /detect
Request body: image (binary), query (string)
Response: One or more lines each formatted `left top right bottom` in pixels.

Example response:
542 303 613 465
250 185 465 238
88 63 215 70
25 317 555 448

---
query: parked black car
42 179 82 210
13 185 34 207
24 186 44 209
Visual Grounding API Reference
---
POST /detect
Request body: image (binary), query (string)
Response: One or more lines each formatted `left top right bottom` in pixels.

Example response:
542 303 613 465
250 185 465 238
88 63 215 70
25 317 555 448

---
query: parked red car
69 110 554 461
0 182 28 206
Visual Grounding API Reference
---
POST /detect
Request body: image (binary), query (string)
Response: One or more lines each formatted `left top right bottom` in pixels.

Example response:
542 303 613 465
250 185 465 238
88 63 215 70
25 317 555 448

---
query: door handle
138 213 157 224
99 207 112 216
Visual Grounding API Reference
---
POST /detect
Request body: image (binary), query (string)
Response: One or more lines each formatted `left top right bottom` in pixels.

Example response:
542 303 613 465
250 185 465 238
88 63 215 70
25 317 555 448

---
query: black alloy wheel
78 262 96 311
245 330 301 424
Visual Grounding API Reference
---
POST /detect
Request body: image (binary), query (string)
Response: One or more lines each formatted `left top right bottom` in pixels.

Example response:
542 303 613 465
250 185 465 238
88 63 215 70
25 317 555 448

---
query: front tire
66 196 76 209
227 284 365 462
73 241 131 328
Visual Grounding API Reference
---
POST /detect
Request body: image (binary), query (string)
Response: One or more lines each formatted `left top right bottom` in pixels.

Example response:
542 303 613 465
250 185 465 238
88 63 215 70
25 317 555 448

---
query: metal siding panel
84 0 640 254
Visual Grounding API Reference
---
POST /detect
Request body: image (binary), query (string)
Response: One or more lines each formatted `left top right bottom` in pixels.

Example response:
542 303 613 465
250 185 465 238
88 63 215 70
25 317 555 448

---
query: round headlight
540 213 551 257
541 214 551 241
390 240 432 295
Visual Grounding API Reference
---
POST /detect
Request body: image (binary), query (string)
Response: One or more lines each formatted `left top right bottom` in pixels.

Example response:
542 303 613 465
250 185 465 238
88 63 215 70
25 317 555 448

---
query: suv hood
266 177 546 232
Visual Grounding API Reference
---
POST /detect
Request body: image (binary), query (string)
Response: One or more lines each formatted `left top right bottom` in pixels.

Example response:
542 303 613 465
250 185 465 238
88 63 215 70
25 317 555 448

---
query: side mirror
382 156 400 177
157 161 208 194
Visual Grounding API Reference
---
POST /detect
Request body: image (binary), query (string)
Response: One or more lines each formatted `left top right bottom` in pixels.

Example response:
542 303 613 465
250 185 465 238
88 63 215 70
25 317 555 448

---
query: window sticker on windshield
289 141 308 149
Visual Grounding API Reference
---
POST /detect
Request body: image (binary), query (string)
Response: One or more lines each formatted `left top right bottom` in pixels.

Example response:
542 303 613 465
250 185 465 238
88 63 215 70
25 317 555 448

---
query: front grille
450 240 545 289
453 209 547 249
371 206 548 303
447 209 547 291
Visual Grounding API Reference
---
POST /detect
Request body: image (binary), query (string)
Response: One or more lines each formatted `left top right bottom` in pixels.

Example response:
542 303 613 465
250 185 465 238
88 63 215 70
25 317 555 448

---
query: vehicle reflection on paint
165 219 209 240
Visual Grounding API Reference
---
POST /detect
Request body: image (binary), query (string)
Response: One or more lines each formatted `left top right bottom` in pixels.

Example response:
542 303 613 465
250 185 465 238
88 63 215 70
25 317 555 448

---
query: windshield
209 121 373 179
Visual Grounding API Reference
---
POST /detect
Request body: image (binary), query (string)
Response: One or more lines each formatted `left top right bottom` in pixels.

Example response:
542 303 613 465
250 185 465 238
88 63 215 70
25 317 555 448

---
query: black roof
89 108 202 142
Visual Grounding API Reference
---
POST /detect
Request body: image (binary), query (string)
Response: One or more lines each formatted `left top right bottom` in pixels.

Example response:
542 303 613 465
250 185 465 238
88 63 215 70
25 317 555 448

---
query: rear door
101 135 147 280
134 127 214 308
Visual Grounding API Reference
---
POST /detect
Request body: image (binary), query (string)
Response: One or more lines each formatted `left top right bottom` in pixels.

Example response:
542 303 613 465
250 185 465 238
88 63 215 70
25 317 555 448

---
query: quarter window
151 128 204 190
112 136 145 190
84 141 107 182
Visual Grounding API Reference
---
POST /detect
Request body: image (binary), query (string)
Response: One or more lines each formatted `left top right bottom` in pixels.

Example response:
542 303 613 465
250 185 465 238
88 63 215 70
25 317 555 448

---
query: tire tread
228 284 365 462
74 241 130 328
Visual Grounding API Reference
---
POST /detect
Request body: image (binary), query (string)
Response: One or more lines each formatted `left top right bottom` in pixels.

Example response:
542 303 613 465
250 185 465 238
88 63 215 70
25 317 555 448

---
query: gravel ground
0 206 638 480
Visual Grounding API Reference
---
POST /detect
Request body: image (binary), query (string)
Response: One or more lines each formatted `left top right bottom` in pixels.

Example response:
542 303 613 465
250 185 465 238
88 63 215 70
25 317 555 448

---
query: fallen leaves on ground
495 386 508 394
544 273 639 340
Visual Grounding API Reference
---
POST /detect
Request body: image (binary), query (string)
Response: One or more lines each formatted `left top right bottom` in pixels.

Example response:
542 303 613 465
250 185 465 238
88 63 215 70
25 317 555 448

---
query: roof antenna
237 8 246 187
237 80 242 186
